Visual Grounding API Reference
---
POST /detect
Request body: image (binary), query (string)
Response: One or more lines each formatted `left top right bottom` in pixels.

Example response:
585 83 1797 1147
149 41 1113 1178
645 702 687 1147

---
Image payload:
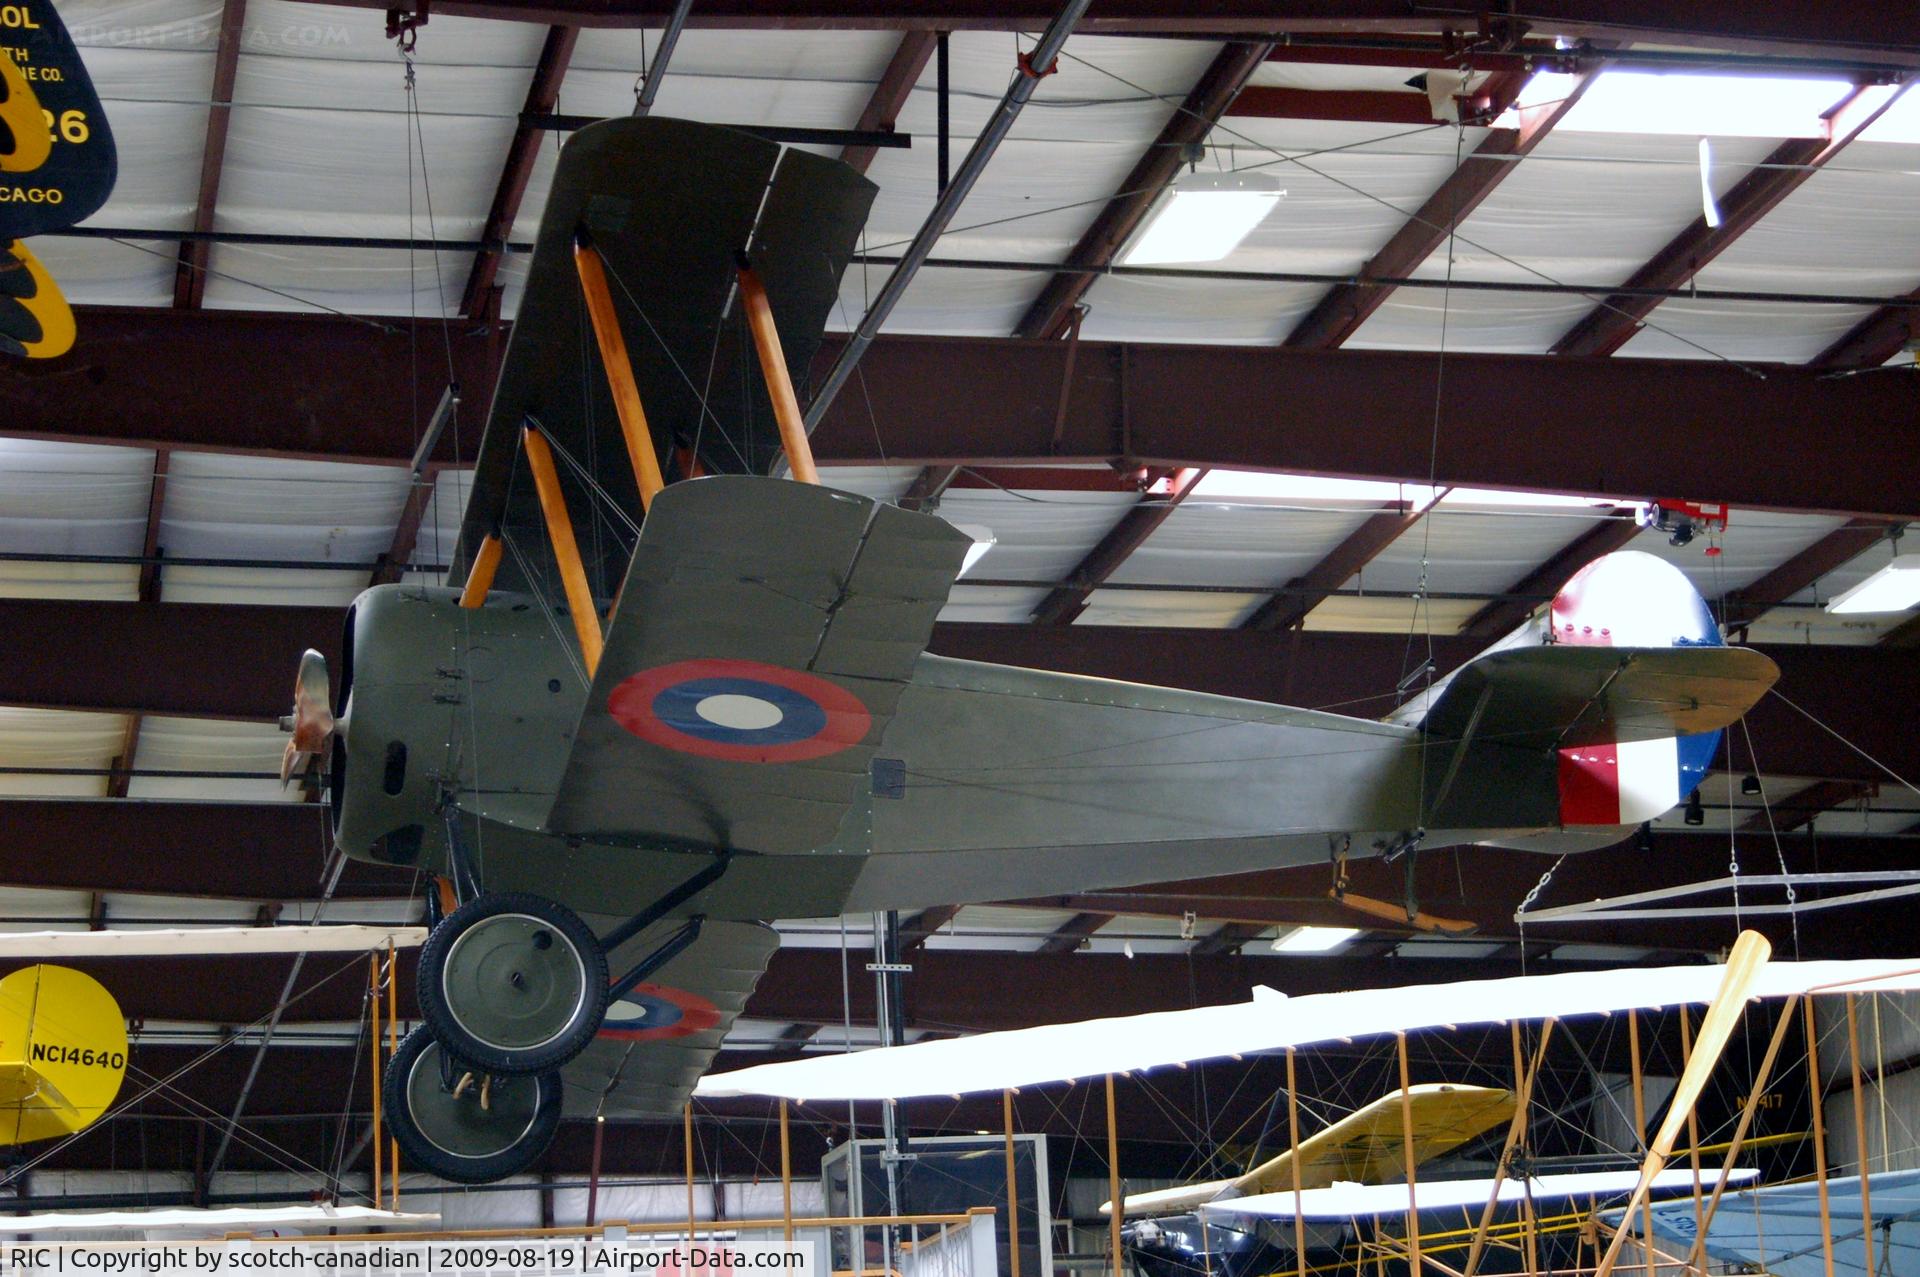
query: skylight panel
1504 70 1853 138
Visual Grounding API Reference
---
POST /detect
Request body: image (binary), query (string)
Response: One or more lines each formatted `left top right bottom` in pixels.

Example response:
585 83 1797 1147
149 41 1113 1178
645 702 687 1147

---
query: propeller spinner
278 648 336 787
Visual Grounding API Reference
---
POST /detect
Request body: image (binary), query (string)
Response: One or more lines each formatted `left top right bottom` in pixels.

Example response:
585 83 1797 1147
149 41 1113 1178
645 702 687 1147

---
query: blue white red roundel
596 984 720 1042
608 659 871 763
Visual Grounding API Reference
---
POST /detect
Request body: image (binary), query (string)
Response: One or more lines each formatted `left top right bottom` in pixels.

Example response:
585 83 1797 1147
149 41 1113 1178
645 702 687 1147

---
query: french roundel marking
608 658 872 763
596 984 721 1042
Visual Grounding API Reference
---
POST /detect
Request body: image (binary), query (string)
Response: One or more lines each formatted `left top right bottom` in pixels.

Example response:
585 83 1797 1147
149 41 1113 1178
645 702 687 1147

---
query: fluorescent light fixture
1269 925 1360 954
1121 170 1283 266
1545 70 1852 138
1826 554 1920 614
951 523 996 577
1193 470 1440 509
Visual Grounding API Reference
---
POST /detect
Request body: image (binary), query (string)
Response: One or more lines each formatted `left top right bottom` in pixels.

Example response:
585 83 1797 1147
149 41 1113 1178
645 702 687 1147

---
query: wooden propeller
1590 929 1772 1277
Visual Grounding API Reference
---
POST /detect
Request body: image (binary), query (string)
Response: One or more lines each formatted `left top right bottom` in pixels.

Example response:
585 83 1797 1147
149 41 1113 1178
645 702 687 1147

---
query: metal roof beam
1552 84 1910 358
277 0 1920 66
1030 467 1203 625
1738 778 1879 833
1034 911 1112 955
1013 41 1272 340
173 0 247 310
461 24 580 317
1282 68 1588 350
840 31 937 174
26 311 1920 520
1241 500 1432 631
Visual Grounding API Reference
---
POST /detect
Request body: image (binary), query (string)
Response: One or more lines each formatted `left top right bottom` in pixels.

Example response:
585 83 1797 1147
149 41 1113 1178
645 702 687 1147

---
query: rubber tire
418 891 609 1075
383 1025 561 1185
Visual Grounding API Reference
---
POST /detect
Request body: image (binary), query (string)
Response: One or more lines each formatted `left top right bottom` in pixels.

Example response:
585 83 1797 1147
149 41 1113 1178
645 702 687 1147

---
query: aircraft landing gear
417 891 610 1075
383 1024 563 1185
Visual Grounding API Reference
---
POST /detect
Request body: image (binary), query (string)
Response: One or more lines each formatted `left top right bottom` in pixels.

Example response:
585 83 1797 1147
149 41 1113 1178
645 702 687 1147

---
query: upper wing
452 116 877 596
546 476 971 852
1234 1084 1515 1195
560 918 779 1119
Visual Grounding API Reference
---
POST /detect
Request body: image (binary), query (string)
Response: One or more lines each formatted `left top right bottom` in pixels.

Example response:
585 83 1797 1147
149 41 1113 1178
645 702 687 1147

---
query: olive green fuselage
332 584 1559 923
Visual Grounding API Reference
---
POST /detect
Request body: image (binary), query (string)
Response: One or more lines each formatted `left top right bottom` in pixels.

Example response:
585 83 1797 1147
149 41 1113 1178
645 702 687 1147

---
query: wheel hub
440 912 589 1052
404 1039 542 1160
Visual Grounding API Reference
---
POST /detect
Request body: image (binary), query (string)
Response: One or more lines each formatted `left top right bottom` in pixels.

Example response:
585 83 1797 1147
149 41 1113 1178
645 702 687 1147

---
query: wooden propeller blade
1591 929 1772 1277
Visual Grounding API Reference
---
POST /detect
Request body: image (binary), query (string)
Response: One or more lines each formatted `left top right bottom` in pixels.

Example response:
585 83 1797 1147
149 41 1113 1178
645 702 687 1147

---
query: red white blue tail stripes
1551 552 1723 827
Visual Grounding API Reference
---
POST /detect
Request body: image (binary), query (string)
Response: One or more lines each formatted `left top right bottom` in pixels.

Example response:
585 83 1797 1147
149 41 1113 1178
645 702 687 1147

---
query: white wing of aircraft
697 953 1920 1102
0 926 426 958
0 1205 438 1235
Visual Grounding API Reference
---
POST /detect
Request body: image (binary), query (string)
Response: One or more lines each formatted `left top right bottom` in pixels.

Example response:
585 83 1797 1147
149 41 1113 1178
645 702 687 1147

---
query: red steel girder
839 31 936 174
1813 288 1920 369
1738 778 1878 833
1551 85 1910 358
1013 41 1272 341
461 24 580 317
0 800 411 897
1033 910 1113 954
279 0 1920 66
1281 68 1591 350
174 0 248 310
1029 466 1203 625
25 311 1920 520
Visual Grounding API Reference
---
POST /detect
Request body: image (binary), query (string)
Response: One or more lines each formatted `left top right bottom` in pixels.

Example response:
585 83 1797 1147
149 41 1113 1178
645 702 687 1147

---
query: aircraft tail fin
1395 551 1777 830
0 965 128 1146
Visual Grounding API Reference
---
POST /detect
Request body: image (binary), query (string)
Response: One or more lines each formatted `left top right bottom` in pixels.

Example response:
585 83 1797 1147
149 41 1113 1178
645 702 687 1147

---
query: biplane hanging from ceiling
272 114 1778 1184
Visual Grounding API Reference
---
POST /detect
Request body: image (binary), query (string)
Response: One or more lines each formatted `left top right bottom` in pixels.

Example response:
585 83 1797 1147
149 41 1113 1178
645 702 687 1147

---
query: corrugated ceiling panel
0 440 154 555
160 565 370 606
1301 595 1483 634
0 887 96 934
1078 275 1326 344
406 466 475 582
0 707 126 798
1349 132 1781 354
1636 509 1849 595
127 715 300 802
939 584 1047 624
1359 506 1629 595
158 452 409 562
1112 501 1374 587
932 487 1138 582
1618 140 1920 362
1077 587 1265 628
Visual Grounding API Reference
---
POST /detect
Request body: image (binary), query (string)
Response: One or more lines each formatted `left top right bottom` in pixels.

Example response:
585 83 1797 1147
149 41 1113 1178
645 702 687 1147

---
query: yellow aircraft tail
0 965 128 1144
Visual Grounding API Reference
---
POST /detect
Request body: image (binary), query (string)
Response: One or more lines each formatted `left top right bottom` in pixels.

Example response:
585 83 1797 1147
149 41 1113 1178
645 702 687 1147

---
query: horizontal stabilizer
1420 644 1778 751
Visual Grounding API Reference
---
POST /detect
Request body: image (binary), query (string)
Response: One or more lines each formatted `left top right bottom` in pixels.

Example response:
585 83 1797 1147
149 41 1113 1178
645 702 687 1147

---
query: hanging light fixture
1826 553 1920 614
1121 169 1285 266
